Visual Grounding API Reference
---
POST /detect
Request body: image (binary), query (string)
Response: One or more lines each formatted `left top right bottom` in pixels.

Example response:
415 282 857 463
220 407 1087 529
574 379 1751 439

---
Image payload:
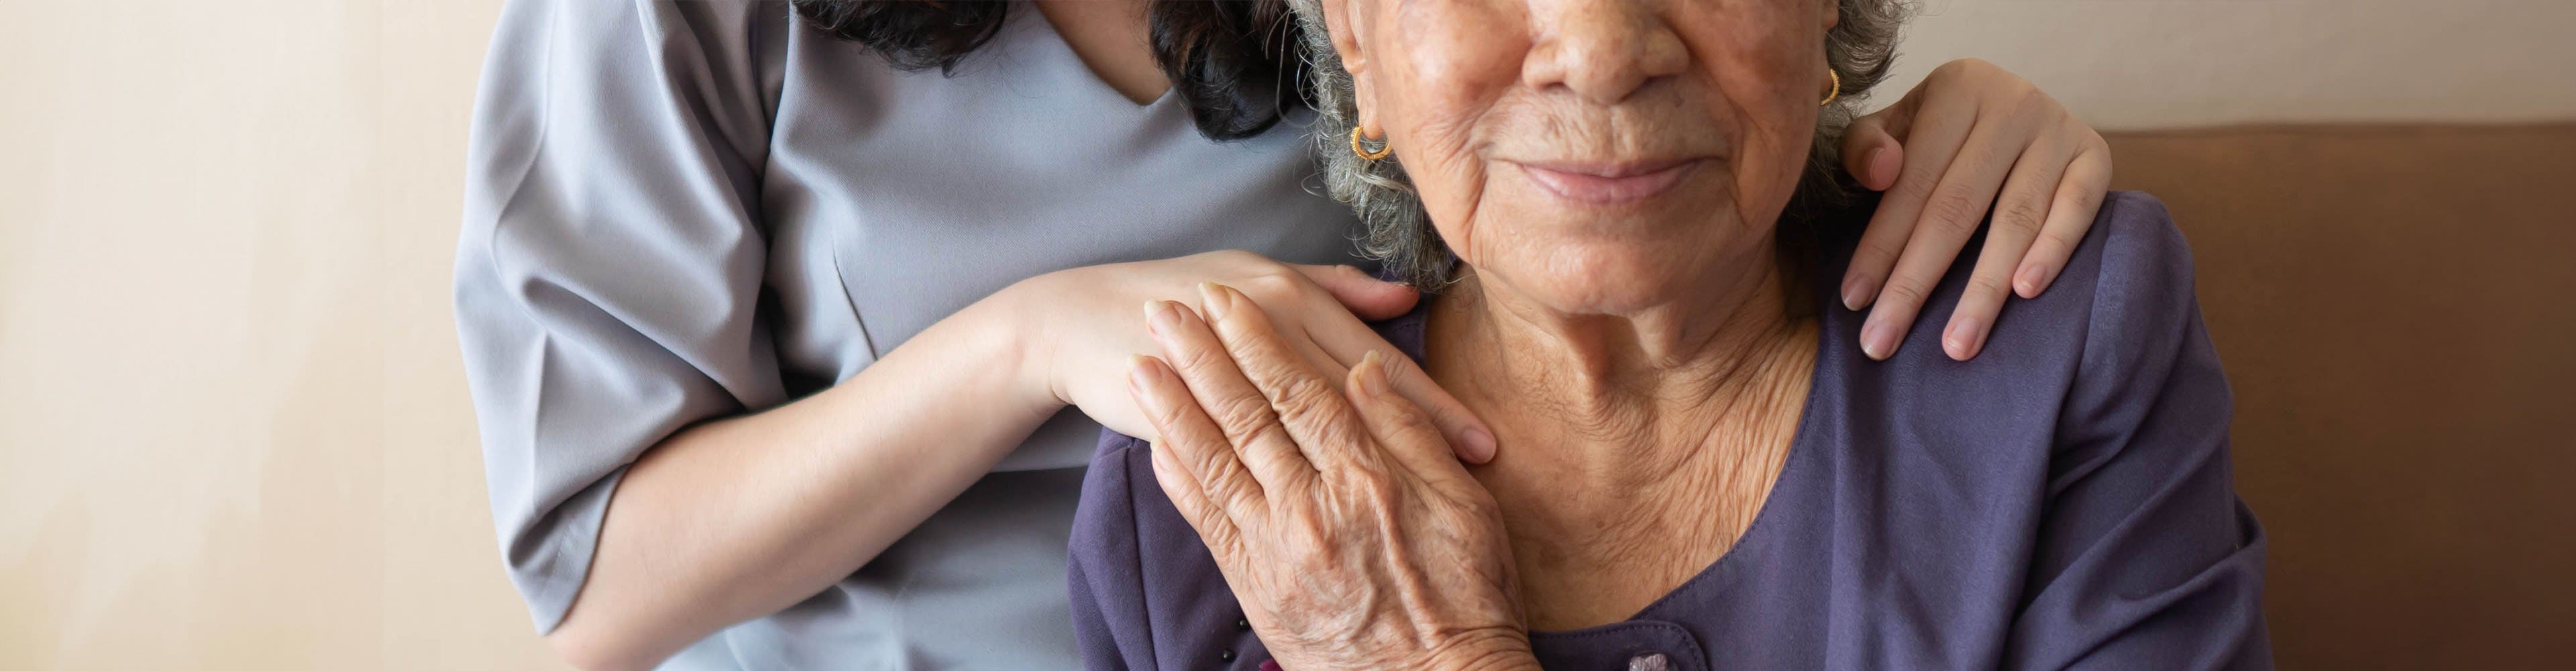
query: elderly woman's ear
1313 0 1375 127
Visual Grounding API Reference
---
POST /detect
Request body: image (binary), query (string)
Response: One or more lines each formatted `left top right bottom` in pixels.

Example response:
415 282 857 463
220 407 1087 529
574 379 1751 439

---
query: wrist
984 272 1069 415
1426 631 1540 671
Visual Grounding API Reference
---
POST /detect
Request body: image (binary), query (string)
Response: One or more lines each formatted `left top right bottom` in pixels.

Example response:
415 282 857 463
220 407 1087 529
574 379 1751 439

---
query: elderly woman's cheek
1385 0 1521 89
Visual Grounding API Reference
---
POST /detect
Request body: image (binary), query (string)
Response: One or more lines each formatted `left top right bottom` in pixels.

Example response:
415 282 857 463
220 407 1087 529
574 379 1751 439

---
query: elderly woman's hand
1020 251 1497 463
1839 58 2114 362
1126 282 1538 671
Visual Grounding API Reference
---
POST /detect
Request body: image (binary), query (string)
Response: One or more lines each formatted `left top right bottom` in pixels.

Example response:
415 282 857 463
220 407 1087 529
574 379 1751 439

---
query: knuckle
1146 391 1199 427
1239 269 1303 300
2008 82 2049 113
1966 274 2014 300
2059 184 2105 216
1292 405 1367 452
1264 372 1342 417
2041 228 2086 254
1995 199 2047 234
1890 169 1940 202
1880 280 1930 308
1383 395 1438 435
1211 481 1262 518
1165 342 1228 376
1246 419 1304 453
1854 237 1907 268
1208 393 1279 432
1925 191 1990 234
1199 519 1242 554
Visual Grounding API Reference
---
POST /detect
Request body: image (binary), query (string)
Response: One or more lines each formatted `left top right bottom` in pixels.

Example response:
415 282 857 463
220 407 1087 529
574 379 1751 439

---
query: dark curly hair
789 0 1306 140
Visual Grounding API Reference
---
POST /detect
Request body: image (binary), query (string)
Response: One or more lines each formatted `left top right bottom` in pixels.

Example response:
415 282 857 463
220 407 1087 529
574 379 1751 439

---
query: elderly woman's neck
1425 257 1816 474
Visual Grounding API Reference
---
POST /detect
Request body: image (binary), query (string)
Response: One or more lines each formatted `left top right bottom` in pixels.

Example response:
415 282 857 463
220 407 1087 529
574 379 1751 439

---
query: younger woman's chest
749 24 1365 382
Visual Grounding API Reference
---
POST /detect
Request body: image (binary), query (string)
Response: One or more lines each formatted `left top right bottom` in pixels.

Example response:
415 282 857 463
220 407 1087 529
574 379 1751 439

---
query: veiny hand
1014 250 1496 462
1126 283 1536 671
1838 58 2114 361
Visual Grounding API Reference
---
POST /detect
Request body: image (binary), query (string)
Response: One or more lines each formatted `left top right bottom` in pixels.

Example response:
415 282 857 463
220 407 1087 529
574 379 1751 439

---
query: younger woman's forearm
543 290 1063 671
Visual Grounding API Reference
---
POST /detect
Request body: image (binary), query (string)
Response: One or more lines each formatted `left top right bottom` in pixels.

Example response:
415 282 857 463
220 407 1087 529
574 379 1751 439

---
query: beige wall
0 1 2567 669
0 0 551 668
1882 0 2576 129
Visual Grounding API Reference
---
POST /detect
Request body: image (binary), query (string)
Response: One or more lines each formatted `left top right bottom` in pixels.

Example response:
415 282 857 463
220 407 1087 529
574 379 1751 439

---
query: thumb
1839 113 1906 192
1345 351 1488 477
1294 263 1419 321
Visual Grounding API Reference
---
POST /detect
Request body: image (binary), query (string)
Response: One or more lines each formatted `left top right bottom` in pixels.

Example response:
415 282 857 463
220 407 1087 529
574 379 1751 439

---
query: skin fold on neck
1424 252 1819 631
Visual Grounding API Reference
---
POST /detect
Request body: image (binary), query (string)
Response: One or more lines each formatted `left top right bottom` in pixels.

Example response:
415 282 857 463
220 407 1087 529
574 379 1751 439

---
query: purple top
1069 192 2270 670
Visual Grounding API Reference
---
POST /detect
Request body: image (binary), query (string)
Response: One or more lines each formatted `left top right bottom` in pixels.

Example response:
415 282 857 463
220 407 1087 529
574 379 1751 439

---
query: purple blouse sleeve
2003 194 2271 670
1070 433 1154 670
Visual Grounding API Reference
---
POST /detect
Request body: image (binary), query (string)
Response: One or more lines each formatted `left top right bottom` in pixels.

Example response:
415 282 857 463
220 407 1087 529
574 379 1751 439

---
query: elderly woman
1070 0 2269 668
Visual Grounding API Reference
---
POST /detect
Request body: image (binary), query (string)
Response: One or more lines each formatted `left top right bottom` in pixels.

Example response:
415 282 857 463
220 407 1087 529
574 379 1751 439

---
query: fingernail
1461 427 1497 463
1860 320 1894 360
1943 317 1982 361
1354 351 1388 397
1142 300 1172 336
1126 354 1156 393
2012 265 2042 298
1197 282 1232 320
1840 275 1871 311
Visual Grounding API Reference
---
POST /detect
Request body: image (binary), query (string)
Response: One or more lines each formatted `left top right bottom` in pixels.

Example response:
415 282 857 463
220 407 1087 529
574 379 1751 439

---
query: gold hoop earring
1820 68 1841 107
1350 125 1393 161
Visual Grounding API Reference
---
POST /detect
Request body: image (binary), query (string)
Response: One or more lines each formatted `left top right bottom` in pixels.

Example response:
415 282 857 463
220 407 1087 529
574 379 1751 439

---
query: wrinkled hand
1017 250 1495 462
1839 58 2114 361
1126 283 1536 671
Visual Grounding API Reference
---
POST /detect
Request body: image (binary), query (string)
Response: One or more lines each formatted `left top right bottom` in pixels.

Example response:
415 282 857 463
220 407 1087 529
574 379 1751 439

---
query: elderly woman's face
1330 0 1836 313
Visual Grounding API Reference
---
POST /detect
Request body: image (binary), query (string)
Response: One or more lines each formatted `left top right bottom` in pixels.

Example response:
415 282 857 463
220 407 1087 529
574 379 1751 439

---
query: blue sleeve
451 0 789 633
2004 193 2273 670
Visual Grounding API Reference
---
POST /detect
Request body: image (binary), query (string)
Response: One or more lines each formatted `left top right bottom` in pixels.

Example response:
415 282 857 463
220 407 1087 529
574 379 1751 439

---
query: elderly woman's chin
1458 234 1774 315
1449 189 1782 315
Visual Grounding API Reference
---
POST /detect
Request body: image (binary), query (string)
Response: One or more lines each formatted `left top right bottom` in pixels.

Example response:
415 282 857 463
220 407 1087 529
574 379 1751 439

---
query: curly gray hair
1286 0 1914 287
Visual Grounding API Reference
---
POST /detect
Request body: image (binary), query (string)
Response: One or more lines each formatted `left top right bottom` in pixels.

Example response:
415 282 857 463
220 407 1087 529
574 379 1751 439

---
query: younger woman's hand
1012 251 1497 462
1127 282 1535 671
1839 58 2114 361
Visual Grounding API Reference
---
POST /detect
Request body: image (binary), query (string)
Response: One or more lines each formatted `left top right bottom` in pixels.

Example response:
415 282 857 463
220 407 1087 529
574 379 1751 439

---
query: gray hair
1286 0 1915 288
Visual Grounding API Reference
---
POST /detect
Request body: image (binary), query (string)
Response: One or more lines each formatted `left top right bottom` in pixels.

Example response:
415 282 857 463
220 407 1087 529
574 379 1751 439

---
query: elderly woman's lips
1515 159 1704 204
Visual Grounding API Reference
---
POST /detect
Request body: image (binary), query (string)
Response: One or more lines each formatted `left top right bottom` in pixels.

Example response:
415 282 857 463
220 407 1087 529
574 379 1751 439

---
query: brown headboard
2103 123 2576 668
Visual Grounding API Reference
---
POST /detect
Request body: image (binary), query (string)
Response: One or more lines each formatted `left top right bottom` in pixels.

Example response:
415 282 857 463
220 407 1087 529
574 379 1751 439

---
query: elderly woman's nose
1519 0 1687 104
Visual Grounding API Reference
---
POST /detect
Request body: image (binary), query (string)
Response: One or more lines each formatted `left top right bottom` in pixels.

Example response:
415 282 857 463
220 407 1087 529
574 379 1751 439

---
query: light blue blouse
452 1 1364 667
